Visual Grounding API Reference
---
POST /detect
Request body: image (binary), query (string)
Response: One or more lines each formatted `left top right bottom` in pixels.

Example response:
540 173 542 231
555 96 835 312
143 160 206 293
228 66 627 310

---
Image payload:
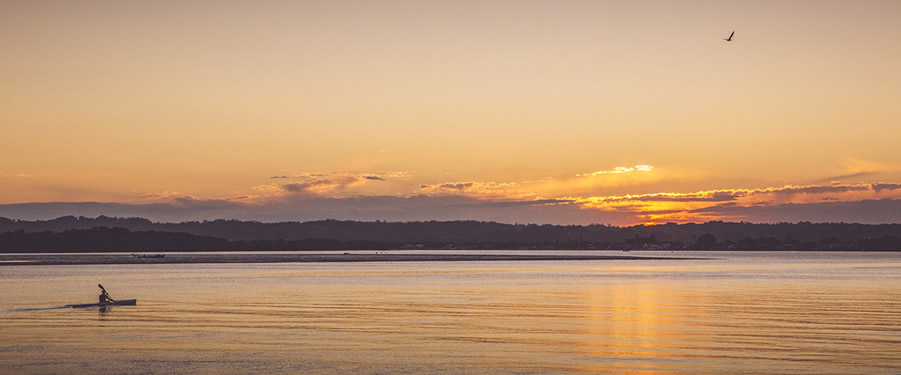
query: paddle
98 284 116 303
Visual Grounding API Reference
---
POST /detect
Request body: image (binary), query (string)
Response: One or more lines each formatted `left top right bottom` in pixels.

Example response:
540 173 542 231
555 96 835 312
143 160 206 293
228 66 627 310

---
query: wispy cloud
251 171 409 199
576 165 654 177
281 175 365 196
15 164 901 226
172 195 250 208
872 183 901 192
817 159 897 183
0 195 610 225
416 164 666 202
573 183 901 224
685 199 901 225
418 181 534 200
140 191 184 200
5 181 901 226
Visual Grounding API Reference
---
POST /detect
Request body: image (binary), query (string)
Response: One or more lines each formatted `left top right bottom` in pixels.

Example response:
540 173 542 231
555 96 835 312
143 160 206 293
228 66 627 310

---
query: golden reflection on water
577 282 704 374
1 254 900 374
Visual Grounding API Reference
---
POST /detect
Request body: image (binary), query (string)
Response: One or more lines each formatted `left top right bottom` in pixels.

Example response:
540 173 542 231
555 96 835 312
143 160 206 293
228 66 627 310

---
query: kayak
68 299 137 308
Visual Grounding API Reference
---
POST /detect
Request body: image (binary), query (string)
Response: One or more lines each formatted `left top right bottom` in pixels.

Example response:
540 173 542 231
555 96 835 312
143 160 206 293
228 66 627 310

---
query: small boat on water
67 299 137 308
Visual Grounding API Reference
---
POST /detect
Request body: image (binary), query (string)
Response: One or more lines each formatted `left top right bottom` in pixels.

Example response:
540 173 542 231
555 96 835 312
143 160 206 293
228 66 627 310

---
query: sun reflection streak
579 283 679 373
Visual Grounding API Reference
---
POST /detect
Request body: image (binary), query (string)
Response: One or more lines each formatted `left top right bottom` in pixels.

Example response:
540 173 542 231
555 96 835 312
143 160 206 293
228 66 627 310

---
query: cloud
275 180 901 224
259 171 409 198
0 195 614 225
274 172 390 197
817 171 875 182
0 201 245 223
8 176 901 226
282 179 337 193
816 159 896 183
140 191 182 200
424 182 474 191
572 182 901 224
526 164 692 199
687 199 901 224
576 164 654 177
418 181 534 200
484 199 575 208
749 184 870 196
591 190 746 203
172 195 246 209
281 178 358 195
873 183 901 192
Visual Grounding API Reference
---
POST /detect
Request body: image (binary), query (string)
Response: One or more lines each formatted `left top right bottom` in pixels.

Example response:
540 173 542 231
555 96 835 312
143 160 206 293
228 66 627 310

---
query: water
1 251 900 374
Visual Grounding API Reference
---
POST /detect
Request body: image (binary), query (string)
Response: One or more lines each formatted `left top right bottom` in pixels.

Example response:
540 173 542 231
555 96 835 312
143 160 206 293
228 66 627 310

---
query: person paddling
98 284 116 304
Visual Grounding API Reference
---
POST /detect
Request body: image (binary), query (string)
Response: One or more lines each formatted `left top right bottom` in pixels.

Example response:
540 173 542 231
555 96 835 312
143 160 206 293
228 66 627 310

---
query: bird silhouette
724 31 734 42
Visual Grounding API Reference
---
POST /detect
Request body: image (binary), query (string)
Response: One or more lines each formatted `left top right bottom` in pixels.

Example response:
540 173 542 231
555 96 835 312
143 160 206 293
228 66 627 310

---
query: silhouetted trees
2 217 901 252
0 227 393 253
694 233 718 250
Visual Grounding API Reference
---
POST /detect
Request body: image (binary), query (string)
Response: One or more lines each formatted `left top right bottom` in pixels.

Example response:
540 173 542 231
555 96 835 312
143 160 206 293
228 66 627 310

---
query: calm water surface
1 251 899 374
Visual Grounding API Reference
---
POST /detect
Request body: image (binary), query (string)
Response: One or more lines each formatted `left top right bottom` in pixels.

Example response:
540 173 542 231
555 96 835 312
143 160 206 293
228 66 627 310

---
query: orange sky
2 0 901 224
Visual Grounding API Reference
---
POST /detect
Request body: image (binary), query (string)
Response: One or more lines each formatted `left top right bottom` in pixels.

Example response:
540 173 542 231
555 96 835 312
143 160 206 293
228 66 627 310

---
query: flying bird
724 31 734 42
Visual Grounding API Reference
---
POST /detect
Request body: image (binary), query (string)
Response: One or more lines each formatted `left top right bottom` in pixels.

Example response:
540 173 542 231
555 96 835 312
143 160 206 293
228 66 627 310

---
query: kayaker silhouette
98 284 116 304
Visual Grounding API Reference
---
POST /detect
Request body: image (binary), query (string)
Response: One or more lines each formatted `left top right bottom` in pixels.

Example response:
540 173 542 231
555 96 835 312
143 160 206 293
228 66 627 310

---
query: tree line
1 226 900 252
3 216 901 244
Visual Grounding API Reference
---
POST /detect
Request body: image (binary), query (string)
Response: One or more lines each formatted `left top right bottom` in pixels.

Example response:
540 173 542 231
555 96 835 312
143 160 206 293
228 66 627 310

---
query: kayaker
98 284 116 304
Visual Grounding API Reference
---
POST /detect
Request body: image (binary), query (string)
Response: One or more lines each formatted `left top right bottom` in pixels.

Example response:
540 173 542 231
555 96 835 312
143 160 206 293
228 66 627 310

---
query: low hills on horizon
2 216 901 252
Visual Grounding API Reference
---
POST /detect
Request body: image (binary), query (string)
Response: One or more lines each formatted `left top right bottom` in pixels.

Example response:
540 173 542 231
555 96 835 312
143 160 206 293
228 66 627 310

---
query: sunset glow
2 1 901 225
3 3 901 373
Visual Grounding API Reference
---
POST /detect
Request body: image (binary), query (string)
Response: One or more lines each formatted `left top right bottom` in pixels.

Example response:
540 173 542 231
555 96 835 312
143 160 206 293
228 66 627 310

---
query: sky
2 0 901 225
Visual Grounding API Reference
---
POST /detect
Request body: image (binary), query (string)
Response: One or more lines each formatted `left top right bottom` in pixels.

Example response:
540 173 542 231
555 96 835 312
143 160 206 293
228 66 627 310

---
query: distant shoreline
0 253 700 266
4 218 901 252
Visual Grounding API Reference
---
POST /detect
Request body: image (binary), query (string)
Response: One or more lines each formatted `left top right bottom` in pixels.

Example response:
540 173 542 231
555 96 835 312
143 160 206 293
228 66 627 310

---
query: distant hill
1 216 901 252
